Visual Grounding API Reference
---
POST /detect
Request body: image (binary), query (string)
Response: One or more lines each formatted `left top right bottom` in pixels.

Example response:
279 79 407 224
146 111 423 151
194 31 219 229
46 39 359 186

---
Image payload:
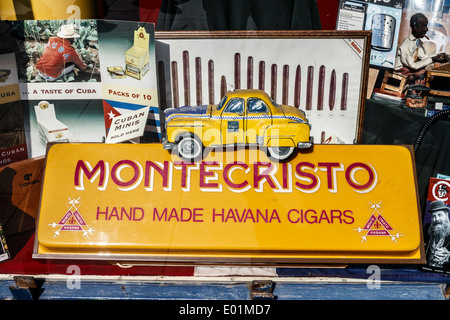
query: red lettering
253 162 276 189
111 160 140 187
200 161 219 189
343 210 354 224
287 209 354 225
74 160 106 190
212 208 279 223
168 208 179 221
318 162 343 191
295 162 318 190
346 162 375 191
153 208 167 221
318 210 330 223
152 207 203 222
74 159 378 194
288 209 300 223
330 210 343 223
108 89 130 97
145 161 171 189
304 209 317 224
223 162 249 189
282 162 289 189
96 206 144 221
174 161 198 189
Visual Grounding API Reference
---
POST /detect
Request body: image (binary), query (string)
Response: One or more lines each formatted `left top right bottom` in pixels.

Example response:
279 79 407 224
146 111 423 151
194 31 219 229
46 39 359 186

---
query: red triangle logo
103 100 122 132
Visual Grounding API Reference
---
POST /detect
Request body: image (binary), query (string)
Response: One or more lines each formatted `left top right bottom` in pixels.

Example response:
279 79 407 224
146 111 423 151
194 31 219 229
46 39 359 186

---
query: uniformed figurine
394 13 448 84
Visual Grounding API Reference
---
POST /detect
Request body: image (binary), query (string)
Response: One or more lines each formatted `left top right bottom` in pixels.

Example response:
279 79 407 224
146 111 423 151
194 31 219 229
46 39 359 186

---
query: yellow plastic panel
1 1 97 20
34 143 424 265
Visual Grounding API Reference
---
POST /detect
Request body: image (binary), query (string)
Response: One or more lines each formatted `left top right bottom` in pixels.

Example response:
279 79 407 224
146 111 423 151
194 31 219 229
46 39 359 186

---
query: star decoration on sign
108 111 116 119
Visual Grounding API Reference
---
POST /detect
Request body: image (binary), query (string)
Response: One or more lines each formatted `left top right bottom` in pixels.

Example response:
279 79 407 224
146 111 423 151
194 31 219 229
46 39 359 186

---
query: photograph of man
394 13 448 83
425 200 450 269
35 24 87 81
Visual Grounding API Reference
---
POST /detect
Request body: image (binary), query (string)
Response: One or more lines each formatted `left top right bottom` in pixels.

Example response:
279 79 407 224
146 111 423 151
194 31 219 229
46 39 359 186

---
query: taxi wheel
267 146 296 162
176 134 204 162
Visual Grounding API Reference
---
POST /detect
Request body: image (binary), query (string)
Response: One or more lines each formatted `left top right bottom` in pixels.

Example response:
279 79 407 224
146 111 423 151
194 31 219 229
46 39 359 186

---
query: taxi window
223 98 244 114
248 98 269 113
216 95 227 110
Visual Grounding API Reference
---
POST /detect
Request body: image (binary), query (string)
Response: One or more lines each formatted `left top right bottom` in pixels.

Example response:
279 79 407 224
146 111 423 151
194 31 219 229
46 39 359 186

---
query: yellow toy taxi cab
162 89 313 162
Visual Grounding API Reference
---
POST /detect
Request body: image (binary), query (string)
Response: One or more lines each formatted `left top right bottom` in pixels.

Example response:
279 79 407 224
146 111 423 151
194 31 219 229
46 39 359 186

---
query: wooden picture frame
155 30 371 144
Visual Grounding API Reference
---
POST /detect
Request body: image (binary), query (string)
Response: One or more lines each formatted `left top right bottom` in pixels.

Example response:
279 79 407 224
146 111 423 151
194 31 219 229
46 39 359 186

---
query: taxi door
245 97 272 144
220 97 245 145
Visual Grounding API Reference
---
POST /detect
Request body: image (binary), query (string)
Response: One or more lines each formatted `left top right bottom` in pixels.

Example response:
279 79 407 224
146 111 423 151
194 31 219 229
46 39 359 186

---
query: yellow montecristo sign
33 143 424 265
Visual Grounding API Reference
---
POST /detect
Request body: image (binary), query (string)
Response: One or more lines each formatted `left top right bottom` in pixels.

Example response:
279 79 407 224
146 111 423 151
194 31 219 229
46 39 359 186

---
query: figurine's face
412 17 429 39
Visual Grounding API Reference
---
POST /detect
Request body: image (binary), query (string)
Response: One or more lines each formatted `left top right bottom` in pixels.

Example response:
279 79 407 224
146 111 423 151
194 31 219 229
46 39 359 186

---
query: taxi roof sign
33 143 424 265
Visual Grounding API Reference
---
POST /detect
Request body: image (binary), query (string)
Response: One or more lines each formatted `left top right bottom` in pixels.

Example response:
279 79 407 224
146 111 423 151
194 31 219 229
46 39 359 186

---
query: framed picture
335 0 404 68
155 30 371 145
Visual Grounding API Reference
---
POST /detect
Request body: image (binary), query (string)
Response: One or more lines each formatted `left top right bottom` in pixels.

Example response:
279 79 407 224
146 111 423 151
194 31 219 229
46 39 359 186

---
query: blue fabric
277 266 450 283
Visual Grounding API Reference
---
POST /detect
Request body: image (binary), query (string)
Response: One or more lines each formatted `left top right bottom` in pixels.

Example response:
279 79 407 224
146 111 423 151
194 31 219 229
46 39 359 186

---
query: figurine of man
35 24 87 81
425 200 450 269
394 13 448 83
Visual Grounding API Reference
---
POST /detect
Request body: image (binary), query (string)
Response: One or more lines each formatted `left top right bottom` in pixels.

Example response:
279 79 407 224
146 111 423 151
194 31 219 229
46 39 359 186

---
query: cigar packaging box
34 101 69 146
125 27 150 80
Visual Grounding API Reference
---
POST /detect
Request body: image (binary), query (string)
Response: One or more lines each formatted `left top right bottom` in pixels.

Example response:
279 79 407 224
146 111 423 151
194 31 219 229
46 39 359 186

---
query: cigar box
125 27 150 80
34 101 69 146
0 224 10 262
107 66 127 79
0 156 44 259
0 69 10 82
